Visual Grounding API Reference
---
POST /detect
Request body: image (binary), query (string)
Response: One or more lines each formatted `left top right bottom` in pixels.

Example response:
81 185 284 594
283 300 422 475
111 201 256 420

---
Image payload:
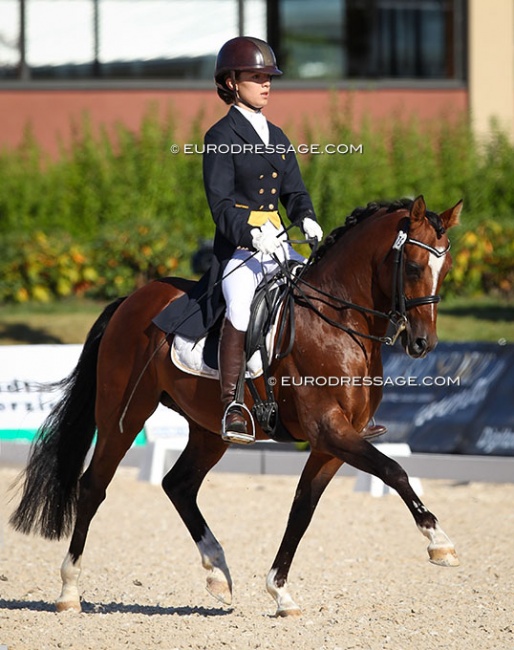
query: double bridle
287 217 451 347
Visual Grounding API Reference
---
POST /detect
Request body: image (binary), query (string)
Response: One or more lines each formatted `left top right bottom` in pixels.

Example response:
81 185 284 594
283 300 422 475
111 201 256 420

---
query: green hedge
0 105 512 302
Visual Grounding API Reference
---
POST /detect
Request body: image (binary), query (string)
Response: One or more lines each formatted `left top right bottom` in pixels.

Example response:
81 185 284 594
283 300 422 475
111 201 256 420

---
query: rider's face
230 71 272 111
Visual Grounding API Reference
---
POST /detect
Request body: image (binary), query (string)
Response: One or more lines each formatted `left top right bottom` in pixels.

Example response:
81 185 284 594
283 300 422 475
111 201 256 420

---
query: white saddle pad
171 307 282 380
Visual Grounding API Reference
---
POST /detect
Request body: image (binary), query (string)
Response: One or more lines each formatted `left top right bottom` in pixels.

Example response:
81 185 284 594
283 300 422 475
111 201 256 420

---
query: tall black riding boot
219 318 253 444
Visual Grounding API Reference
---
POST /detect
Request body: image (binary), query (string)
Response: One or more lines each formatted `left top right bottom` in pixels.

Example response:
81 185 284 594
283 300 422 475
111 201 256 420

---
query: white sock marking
266 568 301 614
57 552 82 607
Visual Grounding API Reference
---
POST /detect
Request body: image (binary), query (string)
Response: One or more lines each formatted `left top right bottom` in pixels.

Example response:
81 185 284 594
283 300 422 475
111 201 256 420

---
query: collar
234 105 270 145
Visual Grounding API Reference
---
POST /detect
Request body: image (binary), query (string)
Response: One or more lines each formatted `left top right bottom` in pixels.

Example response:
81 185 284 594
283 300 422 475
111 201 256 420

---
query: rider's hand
251 228 281 255
302 217 323 242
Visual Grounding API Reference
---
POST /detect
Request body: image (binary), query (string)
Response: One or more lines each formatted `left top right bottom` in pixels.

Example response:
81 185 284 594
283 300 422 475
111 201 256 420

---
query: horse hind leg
56 435 133 612
56 464 108 612
56 403 155 612
161 423 232 605
267 452 343 617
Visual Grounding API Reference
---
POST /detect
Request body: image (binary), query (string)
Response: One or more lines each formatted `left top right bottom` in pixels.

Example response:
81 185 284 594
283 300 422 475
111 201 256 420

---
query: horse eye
406 261 423 279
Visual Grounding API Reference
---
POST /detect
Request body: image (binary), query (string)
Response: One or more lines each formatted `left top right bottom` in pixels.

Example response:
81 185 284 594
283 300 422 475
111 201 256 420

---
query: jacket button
258 188 264 194
268 203 274 209
270 188 277 194
259 205 264 210
259 174 264 179
272 172 278 178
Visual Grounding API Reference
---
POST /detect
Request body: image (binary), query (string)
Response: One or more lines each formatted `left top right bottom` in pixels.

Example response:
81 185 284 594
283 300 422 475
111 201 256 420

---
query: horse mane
314 197 446 262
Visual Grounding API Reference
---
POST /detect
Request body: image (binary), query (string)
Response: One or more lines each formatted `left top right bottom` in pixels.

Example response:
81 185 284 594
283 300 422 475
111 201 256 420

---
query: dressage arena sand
1 465 513 650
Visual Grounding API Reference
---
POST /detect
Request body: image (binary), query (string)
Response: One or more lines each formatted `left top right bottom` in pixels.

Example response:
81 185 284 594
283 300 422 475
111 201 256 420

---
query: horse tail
9 297 127 540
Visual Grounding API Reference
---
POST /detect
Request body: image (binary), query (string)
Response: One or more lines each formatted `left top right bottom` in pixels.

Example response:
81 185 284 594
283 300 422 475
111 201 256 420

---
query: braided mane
314 198 445 262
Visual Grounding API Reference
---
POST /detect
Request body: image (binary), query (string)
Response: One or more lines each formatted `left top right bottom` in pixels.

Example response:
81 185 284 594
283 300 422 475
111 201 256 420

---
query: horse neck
300 215 397 342
306 223 382 310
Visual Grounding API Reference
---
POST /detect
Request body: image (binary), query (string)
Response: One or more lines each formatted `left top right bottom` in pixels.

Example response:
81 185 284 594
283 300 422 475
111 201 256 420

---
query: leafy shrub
0 104 512 302
0 231 97 302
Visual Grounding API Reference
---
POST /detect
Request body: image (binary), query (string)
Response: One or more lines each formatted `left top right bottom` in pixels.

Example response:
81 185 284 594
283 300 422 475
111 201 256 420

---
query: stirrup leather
221 401 256 445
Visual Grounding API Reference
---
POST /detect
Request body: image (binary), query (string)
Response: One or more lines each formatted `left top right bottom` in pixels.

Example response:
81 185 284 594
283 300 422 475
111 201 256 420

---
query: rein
287 218 450 347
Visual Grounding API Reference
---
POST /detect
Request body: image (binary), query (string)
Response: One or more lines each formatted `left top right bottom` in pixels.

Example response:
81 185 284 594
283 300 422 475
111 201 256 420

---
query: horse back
101 276 195 346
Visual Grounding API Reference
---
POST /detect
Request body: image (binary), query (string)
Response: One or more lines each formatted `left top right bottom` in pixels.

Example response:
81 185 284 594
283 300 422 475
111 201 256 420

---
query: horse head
376 195 462 358
307 195 462 360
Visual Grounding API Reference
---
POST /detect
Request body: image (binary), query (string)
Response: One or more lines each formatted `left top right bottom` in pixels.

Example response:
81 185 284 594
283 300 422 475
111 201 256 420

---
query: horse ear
410 195 427 224
439 200 463 230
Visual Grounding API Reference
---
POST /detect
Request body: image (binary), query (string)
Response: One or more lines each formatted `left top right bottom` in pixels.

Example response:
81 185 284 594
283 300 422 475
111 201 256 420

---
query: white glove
302 217 323 242
251 228 281 255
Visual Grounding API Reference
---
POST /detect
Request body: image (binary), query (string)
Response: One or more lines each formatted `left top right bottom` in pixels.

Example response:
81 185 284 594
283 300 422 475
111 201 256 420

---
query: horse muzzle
401 326 437 359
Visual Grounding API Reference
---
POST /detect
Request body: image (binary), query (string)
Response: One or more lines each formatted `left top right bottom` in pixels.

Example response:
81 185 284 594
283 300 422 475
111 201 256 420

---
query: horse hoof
428 546 460 567
206 576 232 605
56 600 82 613
276 607 302 618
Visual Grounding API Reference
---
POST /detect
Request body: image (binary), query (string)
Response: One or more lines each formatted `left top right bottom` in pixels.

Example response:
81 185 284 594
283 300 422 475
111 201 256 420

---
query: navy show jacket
153 106 317 338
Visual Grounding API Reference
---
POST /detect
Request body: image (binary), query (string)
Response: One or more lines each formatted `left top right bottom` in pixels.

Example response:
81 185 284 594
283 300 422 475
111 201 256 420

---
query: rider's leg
219 252 263 441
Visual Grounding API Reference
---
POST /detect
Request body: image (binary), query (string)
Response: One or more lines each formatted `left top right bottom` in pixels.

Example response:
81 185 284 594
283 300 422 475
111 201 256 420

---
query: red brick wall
0 87 468 156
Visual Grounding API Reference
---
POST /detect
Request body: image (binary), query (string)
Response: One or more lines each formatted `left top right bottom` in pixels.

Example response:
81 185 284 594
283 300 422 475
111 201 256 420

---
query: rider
154 36 386 444
208 36 323 443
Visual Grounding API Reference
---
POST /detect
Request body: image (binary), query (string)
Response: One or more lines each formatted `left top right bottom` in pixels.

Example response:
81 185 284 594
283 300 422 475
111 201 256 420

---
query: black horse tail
9 297 127 540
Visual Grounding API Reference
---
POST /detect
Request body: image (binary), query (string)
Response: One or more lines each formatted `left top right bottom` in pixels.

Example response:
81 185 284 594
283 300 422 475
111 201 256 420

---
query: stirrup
362 417 387 440
221 401 256 445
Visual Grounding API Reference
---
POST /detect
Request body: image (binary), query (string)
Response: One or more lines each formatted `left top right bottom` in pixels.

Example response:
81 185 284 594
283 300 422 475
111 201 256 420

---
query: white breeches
222 239 304 332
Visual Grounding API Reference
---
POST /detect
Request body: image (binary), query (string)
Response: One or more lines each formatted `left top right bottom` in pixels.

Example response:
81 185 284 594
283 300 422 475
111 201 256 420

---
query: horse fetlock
57 553 82 612
266 569 302 618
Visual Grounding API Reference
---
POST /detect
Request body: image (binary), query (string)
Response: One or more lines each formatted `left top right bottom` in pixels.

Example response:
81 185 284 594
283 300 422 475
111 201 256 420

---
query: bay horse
10 195 462 618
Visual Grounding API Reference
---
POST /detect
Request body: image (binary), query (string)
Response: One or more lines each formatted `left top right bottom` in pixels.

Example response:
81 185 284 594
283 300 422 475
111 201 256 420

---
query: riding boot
219 318 253 444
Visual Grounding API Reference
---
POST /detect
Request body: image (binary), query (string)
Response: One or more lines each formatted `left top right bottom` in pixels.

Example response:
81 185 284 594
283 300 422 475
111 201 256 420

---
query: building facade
0 0 512 153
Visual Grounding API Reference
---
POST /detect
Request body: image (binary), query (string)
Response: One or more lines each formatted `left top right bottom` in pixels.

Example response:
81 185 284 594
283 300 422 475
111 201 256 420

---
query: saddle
171 262 301 441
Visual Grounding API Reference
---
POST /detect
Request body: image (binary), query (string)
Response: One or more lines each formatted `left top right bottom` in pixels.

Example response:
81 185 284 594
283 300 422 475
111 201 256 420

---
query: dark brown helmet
215 36 282 104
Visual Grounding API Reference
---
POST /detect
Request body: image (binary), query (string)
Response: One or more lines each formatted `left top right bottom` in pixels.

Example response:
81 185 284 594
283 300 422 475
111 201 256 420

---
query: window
0 0 20 78
0 0 465 82
345 0 465 79
1 0 266 80
278 0 344 79
273 0 466 80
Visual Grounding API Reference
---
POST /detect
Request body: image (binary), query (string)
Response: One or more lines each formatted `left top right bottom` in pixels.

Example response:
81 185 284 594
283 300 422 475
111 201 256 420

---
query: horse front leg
161 424 233 605
318 410 459 568
266 452 343 617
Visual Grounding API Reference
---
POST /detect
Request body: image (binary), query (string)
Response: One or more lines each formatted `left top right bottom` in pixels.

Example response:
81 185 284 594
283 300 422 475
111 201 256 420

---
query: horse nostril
415 337 428 354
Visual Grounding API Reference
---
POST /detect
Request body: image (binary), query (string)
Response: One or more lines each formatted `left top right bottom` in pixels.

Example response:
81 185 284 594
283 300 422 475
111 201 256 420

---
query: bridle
383 220 450 344
286 216 451 347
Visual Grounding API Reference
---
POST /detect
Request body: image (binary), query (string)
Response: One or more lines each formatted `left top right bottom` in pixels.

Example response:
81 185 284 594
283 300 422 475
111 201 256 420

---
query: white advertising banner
0 345 189 448
0 345 83 441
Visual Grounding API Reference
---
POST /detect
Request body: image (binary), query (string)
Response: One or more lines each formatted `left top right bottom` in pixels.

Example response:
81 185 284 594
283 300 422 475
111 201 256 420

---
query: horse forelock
314 198 445 262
